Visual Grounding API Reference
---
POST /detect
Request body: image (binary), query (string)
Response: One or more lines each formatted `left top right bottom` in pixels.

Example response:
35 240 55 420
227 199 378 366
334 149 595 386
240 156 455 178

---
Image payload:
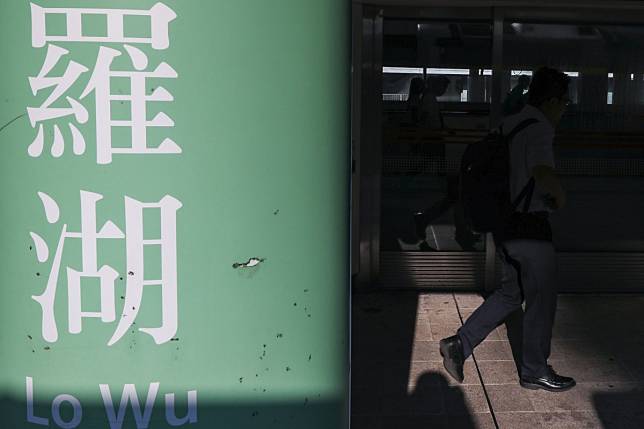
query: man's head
426 76 450 97
517 75 531 90
527 67 571 126
408 77 426 99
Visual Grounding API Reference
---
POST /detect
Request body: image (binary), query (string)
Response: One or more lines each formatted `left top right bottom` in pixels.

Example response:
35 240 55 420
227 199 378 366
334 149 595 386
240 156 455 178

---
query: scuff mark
232 257 265 269
0 113 26 135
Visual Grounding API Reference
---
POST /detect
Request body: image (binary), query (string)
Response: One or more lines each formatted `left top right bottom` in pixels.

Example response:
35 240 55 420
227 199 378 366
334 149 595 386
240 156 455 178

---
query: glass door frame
354 2 644 289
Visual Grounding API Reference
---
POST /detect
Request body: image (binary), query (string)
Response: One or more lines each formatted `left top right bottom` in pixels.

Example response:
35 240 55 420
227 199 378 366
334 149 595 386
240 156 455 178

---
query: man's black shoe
520 366 576 392
439 335 465 383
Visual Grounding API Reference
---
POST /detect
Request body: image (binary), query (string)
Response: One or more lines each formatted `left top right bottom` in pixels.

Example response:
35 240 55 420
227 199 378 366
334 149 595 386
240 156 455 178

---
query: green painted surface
0 1 350 427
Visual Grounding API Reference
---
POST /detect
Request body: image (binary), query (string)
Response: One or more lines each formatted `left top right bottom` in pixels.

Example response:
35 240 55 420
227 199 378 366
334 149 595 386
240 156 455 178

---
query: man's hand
543 192 566 210
533 165 566 209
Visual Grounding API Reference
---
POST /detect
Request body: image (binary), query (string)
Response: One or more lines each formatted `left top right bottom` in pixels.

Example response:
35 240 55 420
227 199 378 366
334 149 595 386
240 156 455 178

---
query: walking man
439 67 576 392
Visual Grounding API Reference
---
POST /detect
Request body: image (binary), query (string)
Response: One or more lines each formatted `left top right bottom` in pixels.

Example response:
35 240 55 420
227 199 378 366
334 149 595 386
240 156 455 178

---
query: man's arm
532 165 566 209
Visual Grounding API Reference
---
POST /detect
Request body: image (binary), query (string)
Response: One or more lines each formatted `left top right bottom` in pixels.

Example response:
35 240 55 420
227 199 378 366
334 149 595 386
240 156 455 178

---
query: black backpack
459 118 539 234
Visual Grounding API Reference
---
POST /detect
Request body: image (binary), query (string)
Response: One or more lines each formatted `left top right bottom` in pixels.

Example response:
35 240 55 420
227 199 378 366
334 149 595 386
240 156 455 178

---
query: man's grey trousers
457 239 558 378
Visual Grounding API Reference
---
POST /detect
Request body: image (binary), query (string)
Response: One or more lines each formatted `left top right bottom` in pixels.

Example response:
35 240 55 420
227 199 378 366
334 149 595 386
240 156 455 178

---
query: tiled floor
351 291 644 429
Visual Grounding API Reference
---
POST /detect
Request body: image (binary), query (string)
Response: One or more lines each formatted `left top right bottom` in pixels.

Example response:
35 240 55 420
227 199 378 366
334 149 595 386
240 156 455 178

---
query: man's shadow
351 292 480 428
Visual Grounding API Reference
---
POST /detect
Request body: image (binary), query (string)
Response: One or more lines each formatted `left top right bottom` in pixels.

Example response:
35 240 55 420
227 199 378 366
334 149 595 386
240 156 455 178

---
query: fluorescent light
382 67 423 74
511 70 577 77
608 73 614 78
427 68 470 75
481 69 492 76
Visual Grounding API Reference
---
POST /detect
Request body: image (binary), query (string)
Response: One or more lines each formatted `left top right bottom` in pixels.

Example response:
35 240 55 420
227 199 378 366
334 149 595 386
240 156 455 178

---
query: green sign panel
0 1 350 427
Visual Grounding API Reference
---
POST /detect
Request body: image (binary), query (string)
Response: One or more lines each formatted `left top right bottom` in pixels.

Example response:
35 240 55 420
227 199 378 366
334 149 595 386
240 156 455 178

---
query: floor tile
527 383 595 412
477 360 520 385
352 292 644 428
351 415 384 429
485 384 534 412
539 411 605 429
381 415 448 429
443 385 491 415
425 361 482 387
555 358 632 383
447 412 495 429
383 361 453 392
422 308 462 325
495 411 543 429
351 387 383 416
430 323 462 341
381 390 444 416
351 362 384 392
453 293 485 309
410 341 443 362
471 340 513 361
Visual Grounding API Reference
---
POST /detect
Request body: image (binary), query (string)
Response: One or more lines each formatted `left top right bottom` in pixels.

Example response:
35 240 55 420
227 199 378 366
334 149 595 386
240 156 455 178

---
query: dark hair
527 67 570 106
517 75 531 88
426 76 450 97
408 77 425 99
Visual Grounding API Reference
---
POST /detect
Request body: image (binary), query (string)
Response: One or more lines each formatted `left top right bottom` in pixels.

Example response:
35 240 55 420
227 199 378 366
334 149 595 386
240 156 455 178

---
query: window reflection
381 20 493 252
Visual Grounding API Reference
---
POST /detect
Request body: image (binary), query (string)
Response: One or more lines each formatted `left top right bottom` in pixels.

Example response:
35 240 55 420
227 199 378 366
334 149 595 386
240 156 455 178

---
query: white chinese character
27 44 89 158
31 2 177 50
27 44 179 164
28 2 179 164
80 44 180 165
30 191 182 346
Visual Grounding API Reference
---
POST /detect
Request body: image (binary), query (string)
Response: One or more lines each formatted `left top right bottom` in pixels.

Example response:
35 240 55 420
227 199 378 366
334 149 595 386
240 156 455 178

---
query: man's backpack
459 118 539 234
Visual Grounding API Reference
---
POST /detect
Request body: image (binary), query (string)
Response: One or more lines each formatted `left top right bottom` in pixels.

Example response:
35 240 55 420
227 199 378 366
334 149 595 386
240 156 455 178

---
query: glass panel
381 19 493 252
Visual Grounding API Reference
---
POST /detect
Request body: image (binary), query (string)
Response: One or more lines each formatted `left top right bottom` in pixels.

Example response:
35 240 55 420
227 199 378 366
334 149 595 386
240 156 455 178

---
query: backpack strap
504 118 539 141
512 177 536 213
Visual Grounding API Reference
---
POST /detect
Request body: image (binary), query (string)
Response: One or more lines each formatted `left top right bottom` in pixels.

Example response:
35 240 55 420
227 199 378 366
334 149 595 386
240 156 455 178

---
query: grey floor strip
452 293 500 429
